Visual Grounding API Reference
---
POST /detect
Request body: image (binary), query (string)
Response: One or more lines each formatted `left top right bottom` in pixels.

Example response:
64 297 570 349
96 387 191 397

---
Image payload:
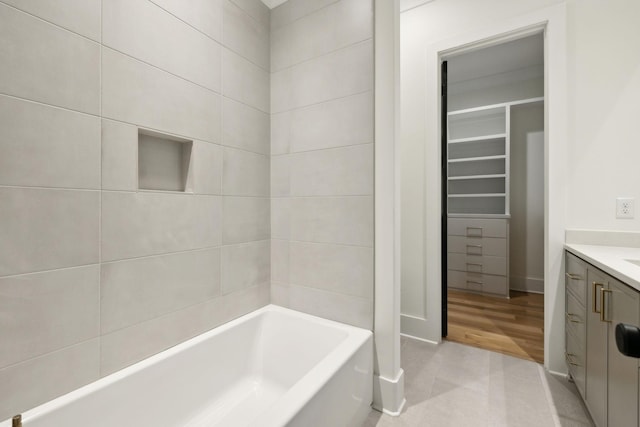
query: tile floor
363 337 594 427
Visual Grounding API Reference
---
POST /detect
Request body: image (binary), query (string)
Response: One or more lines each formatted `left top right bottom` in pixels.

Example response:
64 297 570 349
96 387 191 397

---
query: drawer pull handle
466 244 482 248
566 313 582 323
592 282 604 314
467 280 483 286
565 273 582 280
565 352 581 367
600 288 612 323
466 226 483 237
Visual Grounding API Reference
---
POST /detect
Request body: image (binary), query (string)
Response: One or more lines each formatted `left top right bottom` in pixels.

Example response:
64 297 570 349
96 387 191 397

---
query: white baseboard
372 369 406 416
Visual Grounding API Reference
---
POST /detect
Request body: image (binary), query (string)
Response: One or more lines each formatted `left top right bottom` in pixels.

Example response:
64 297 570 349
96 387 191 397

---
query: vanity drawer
448 270 508 296
448 236 507 257
448 218 507 238
566 290 586 344
566 327 586 398
447 253 507 276
565 252 587 306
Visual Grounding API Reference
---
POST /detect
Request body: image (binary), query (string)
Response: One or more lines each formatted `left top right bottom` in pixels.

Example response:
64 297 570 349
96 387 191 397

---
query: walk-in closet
444 33 545 362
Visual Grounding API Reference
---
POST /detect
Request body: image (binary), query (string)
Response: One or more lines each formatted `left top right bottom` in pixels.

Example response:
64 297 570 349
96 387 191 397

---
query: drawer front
565 252 587 306
448 218 507 238
566 328 586 398
566 291 586 347
448 270 508 296
448 236 507 257
448 253 507 276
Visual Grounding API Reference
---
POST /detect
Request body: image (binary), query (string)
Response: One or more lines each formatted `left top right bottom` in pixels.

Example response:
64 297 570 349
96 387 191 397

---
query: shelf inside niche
138 130 193 192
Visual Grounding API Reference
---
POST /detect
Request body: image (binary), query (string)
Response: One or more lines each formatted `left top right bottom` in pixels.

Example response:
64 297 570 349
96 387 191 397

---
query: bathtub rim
2 304 372 426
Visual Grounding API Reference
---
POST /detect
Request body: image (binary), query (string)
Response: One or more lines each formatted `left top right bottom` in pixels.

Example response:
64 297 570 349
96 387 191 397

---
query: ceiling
447 34 544 84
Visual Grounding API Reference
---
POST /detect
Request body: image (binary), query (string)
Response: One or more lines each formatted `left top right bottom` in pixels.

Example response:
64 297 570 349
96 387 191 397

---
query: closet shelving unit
446 97 543 297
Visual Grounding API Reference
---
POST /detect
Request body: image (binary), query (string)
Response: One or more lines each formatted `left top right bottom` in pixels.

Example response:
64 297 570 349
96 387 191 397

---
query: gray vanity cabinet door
607 279 640 427
586 268 608 427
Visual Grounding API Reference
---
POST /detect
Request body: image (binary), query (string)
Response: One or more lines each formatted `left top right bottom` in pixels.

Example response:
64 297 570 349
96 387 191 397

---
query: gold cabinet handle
600 288 612 323
565 273 582 280
592 282 604 313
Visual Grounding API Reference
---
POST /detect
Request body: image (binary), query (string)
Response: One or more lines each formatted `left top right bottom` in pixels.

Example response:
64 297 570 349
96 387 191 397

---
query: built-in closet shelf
448 155 506 163
447 96 544 117
448 193 506 198
448 174 506 181
448 134 507 144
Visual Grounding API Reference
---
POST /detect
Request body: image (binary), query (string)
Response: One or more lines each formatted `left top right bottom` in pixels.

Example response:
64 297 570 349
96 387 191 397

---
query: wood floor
446 289 544 363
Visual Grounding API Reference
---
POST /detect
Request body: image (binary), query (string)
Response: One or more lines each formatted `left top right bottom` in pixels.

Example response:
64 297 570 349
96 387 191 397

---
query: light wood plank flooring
446 289 544 363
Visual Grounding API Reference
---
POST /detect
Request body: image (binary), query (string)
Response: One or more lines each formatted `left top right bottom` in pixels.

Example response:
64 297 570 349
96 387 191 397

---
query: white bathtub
2 305 373 427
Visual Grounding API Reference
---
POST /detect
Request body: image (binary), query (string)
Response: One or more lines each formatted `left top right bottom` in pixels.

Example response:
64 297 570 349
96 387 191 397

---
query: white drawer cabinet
447 217 509 297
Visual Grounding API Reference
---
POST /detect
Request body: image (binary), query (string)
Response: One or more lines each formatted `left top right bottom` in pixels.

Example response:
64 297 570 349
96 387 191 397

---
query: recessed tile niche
138 130 193 192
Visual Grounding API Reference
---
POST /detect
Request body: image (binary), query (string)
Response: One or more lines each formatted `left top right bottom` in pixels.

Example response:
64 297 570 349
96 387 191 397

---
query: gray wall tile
102 48 222 143
101 248 221 334
0 3 100 114
222 98 270 155
222 240 270 294
271 0 372 71
0 339 100 421
101 192 222 261
276 283 372 329
286 91 373 153
103 0 222 92
100 283 268 376
223 148 270 196
0 0 101 41
0 188 99 277
0 266 99 369
0 95 100 189
271 239 289 283
223 197 270 244
224 0 270 70
192 141 223 195
289 144 373 196
271 0 338 30
271 39 373 113
223 49 270 113
271 198 290 240
102 119 138 191
230 0 270 27
270 111 291 155
289 196 373 247
271 155 290 197
289 241 373 298
150 0 223 43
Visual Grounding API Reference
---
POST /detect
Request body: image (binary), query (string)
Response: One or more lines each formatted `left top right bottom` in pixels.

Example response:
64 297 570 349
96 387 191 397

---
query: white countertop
565 243 640 292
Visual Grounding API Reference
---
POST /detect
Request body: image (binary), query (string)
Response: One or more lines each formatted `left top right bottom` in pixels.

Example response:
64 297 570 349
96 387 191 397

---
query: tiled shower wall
270 0 375 329
0 0 270 418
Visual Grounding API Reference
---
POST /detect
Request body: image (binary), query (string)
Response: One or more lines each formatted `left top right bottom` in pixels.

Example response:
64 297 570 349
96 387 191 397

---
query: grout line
270 0 340 32
0 92 268 155
285 281 373 301
0 185 100 192
0 240 272 280
0 1 100 44
271 141 373 157
270 37 373 75
0 338 101 374
271 238 374 250
537 364 564 427
99 0 104 371
271 88 373 115
146 0 271 73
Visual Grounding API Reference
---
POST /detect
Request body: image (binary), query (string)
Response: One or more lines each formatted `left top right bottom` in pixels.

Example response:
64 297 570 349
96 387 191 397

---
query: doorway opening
441 33 545 363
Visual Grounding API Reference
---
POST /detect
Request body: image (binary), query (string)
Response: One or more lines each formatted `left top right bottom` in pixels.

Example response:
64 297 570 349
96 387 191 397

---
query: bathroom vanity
564 244 640 427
